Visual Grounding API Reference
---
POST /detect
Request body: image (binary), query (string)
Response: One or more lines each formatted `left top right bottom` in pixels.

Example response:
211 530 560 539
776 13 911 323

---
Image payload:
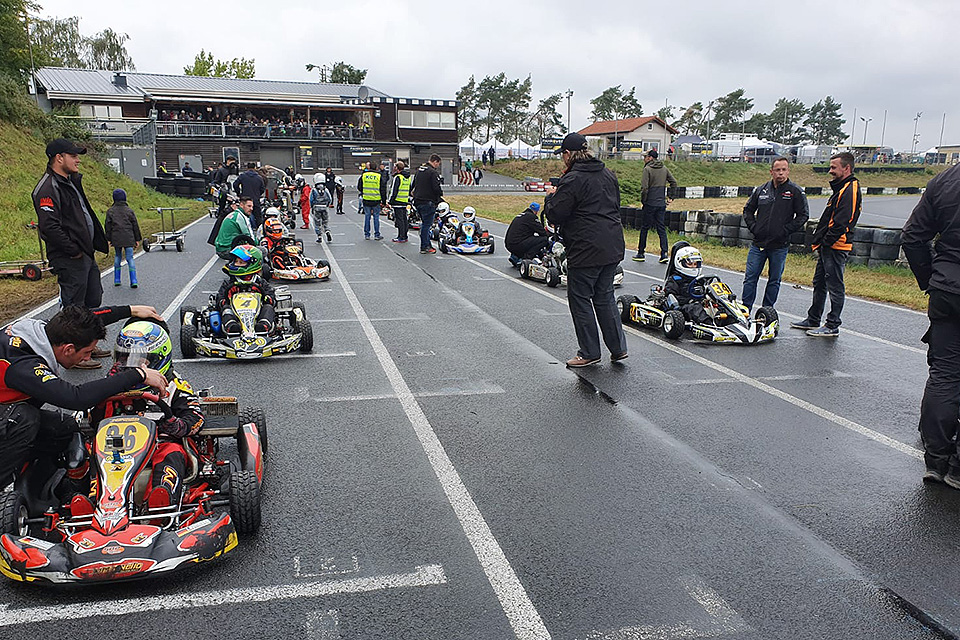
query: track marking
460 255 924 461
174 351 356 364
161 254 221 321
319 243 551 640
312 315 429 324
294 380 505 403
0 564 446 628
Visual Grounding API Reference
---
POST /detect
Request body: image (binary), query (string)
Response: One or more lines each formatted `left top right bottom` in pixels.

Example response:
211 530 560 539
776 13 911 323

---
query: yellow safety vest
396 175 411 204
361 171 381 202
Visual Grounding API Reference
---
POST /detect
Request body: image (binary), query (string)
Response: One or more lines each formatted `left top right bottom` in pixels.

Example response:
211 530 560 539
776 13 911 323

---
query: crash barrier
144 176 208 197
619 207 906 268
458 170 475 185
666 186 923 198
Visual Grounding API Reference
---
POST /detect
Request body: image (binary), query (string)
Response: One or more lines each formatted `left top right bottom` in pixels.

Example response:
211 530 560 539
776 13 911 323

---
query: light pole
305 63 330 82
859 116 872 145
565 90 573 134
912 112 923 155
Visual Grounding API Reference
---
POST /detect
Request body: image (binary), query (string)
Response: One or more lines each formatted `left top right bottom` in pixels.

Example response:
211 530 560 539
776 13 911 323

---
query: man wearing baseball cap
544 132 627 367
32 138 110 368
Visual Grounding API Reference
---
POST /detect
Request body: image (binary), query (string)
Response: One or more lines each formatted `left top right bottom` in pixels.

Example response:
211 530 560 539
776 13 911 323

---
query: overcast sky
34 0 959 152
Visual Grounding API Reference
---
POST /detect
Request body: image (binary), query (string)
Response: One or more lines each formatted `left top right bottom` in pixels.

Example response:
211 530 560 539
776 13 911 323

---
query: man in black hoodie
234 162 265 230
505 202 549 266
741 157 809 311
544 133 627 367
633 149 677 263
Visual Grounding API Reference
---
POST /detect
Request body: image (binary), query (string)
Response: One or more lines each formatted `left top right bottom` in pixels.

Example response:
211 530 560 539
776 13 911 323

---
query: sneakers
790 319 818 330
632 253 645 262
73 359 102 369
392 238 407 243
300 225 310 229
420 248 436 254
611 352 629 362
316 236 323 243
944 471 960 490
374 235 383 241
924 467 946 484
566 355 601 368
658 254 669 264
326 230 332 242
130 283 138 289
807 326 839 337
114 280 121 287
508 254 522 268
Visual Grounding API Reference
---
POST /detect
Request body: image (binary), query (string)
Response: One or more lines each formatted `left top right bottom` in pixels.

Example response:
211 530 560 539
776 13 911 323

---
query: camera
549 177 560 187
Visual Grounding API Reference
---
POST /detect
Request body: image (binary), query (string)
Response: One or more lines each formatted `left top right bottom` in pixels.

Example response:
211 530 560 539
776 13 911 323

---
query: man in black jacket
411 154 444 254
0 304 168 489
544 133 627 367
33 139 108 311
903 163 960 486
505 202 550 266
740 157 809 311
234 162 266 230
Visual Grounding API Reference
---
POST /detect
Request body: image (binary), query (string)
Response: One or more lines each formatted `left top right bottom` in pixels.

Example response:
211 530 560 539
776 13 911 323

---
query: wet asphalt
2 192 956 640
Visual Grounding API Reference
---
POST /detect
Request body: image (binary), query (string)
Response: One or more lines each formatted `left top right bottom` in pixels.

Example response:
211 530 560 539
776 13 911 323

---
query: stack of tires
848 227 875 266
620 206 639 230
667 211 683 233
190 178 208 198
739 217 754 248
174 177 193 197
682 210 710 240
717 213 741 247
157 177 175 195
143 177 159 191
869 228 902 268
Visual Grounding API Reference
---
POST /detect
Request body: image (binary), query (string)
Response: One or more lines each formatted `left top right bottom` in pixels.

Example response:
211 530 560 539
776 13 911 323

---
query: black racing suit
664 275 709 324
216 275 277 334
0 306 146 488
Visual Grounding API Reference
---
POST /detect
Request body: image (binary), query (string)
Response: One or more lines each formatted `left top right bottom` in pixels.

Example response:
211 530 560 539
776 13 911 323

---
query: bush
0 72 93 144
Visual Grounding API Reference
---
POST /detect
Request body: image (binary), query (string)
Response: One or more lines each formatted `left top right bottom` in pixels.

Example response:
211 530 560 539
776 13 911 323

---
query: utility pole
939 112 946 149
565 90 573 134
22 11 39 106
850 107 857 146
860 116 872 145
880 109 887 146
912 112 923 155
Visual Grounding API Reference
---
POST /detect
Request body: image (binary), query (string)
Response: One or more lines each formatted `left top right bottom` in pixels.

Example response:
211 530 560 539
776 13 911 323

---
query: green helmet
114 321 173 388
225 244 263 282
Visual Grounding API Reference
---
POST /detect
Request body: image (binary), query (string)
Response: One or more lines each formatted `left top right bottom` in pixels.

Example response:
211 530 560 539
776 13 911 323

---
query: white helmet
264 206 282 219
335 176 343 186
313 172 324 187
674 246 703 278
294 173 303 182
436 202 450 215
461 206 476 222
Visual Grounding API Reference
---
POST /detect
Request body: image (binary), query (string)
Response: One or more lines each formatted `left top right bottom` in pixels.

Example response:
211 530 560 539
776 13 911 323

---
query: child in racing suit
454 206 484 244
216 244 277 334
92 320 204 510
309 182 333 242
663 244 711 324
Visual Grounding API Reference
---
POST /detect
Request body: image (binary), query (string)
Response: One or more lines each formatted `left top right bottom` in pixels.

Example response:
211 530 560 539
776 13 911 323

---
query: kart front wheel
0 489 28 536
488 238 495 254
180 323 198 359
142 238 151 252
756 306 779 335
297 318 314 353
520 260 530 278
238 406 268 455
439 239 448 254
229 470 261 535
546 267 560 288
617 295 639 323
662 310 685 340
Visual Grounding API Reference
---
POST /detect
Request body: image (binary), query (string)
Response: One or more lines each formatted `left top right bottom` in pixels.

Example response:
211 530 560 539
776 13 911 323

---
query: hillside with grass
0 121 207 321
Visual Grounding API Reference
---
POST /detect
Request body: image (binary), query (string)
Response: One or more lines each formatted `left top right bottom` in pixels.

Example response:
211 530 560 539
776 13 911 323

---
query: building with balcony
34 67 458 180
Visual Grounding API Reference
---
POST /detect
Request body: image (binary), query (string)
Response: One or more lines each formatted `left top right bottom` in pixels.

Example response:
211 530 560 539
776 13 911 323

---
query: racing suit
310 186 332 240
299 184 312 228
216 275 277 334
664 275 709 324
0 306 147 488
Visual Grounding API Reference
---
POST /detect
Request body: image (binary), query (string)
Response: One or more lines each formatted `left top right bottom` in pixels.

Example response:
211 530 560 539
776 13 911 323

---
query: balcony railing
154 121 372 141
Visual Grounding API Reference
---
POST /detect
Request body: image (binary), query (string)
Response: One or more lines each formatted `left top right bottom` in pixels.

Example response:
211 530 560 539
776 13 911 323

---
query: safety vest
361 171 381 202
396 174 411 204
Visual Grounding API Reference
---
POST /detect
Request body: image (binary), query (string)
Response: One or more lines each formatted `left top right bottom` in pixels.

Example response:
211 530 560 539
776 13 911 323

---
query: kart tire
662 310 685 340
176 237 184 252
293 302 307 320
439 239 448 254
617 295 639 323
142 238 151 252
520 260 530 278
228 470 261 535
756 306 779 335
238 406 268 455
546 267 560 288
296 317 314 353
488 238 495 254
0 489 28 536
262 262 273 281
180 323 198 359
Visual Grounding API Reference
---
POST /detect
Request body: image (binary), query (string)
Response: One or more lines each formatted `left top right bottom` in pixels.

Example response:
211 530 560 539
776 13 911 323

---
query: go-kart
431 211 459 241
0 392 266 584
179 285 313 359
438 219 495 254
261 238 331 282
617 243 778 344
519 239 623 288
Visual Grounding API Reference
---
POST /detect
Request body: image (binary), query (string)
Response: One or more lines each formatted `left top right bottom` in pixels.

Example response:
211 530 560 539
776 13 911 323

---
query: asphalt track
2 193 958 640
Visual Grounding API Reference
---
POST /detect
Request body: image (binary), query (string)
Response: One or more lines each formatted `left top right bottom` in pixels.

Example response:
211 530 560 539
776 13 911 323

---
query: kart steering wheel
101 391 174 420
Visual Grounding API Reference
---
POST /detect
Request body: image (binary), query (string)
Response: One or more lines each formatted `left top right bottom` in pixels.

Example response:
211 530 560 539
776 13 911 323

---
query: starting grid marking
173 351 356 364
294 380 506 404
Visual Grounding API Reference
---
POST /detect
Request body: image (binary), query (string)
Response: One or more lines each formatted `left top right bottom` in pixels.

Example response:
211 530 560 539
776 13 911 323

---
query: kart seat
663 240 691 283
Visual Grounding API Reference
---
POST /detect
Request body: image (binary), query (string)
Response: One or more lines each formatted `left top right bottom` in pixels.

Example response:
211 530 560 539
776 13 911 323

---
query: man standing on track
411 154 444 254
357 162 386 240
387 161 412 243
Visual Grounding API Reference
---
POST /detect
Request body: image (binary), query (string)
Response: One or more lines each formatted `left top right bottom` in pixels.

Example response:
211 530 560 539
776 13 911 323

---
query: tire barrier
656 185 925 199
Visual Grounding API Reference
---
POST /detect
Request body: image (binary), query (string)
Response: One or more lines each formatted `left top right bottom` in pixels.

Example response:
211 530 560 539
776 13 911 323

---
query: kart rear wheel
228 470 261 535
662 310 686 340
238 406 268 455
179 305 198 326
0 489 28 536
439 239 448 254
296 318 314 353
617 295 639 323
488 238 495 254
180 323 198 359
520 260 530 278
546 267 560 288
756 306 779 335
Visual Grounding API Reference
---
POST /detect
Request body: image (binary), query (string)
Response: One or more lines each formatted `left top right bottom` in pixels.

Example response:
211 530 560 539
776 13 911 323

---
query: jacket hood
647 159 665 169
569 158 606 173
7 318 60 375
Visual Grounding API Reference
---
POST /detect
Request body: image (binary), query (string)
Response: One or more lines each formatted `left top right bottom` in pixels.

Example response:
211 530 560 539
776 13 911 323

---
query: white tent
459 138 481 160
479 139 513 155
504 138 538 159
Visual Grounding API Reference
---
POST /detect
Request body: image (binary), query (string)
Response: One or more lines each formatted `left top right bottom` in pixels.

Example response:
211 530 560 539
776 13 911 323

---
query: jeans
741 245 788 309
362 202 381 238
638 205 668 257
566 263 628 359
113 246 137 285
51 253 102 308
919 290 960 474
805 247 848 329
417 201 437 250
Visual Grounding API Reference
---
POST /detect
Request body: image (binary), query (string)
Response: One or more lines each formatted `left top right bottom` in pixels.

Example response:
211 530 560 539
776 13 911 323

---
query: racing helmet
225 244 263 282
295 174 305 189
264 206 282 219
674 246 703 278
114 321 174 387
436 202 450 216
461 206 476 222
313 172 324 187
263 218 285 240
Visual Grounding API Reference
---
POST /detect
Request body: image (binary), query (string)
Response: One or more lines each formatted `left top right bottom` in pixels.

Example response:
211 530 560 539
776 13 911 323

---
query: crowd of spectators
157 107 372 139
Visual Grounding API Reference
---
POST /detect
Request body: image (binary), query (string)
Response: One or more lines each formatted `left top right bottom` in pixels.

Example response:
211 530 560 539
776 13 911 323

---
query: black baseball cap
46 138 86 158
646 148 659 159
554 132 588 154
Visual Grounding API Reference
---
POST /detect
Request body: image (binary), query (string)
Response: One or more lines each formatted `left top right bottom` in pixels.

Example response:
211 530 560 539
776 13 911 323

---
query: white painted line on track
0 564 447 627
295 381 505 403
460 254 924 461
174 351 356 364
319 243 551 640
312 315 429 324
160 254 221 321
346 279 393 284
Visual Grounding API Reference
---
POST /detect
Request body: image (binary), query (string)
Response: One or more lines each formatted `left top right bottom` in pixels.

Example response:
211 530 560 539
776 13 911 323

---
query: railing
56 117 151 138
154 121 373 141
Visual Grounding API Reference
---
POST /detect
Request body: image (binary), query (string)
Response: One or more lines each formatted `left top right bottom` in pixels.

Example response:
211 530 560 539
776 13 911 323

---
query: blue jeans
416 201 437 251
566 263 627 360
638 205 668 257
806 247 848 329
114 246 137 285
363 202 381 238
741 245 788 309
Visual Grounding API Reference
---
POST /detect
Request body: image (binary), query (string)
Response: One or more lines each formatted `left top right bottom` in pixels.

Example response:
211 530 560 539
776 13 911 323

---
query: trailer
0 223 51 281
143 207 189 252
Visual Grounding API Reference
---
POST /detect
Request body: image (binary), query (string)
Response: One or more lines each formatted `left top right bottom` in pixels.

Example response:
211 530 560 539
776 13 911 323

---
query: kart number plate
711 282 733 296
236 351 259 359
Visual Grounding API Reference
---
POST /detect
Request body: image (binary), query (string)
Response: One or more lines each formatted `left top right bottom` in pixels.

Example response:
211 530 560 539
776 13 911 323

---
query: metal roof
34 67 392 104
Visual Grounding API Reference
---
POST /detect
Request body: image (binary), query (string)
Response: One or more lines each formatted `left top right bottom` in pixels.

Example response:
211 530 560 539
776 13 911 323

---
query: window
647 123 653 130
315 147 343 169
398 109 456 130
81 104 122 119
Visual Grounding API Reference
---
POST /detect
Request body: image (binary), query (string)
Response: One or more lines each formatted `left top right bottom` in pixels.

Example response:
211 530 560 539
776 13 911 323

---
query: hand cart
143 207 189 252
0 222 51 281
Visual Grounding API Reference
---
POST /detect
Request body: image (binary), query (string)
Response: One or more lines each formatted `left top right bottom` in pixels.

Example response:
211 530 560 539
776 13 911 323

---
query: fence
152 121 372 141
